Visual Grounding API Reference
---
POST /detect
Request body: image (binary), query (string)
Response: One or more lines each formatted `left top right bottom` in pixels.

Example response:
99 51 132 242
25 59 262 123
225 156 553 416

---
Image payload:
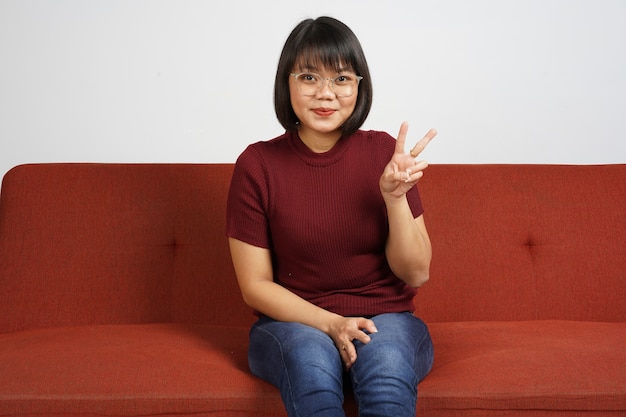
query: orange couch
0 163 624 417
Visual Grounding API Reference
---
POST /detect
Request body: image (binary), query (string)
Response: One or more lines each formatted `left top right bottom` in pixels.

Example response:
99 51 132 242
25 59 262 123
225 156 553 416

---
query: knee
285 343 343 382
356 342 418 387
350 344 418 417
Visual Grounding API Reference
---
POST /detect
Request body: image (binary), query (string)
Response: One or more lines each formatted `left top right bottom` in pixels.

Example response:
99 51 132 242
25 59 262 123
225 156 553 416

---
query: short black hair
274 16 373 138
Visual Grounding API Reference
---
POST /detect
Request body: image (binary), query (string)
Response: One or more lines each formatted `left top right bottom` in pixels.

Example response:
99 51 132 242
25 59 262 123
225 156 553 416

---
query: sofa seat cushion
420 320 626 417
0 324 284 417
1 320 624 417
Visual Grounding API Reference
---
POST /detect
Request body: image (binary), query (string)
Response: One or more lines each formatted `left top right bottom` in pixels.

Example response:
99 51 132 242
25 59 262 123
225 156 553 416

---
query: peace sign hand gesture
379 122 437 199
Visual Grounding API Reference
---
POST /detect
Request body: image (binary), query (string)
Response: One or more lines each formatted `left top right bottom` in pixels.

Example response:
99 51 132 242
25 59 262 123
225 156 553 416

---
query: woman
226 16 436 417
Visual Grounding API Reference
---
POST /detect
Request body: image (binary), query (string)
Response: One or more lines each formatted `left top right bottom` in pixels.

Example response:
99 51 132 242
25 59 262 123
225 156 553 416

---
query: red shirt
226 129 424 317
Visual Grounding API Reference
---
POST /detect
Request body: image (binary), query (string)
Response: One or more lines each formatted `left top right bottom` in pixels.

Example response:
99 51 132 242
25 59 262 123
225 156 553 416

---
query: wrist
381 191 408 207
316 310 343 335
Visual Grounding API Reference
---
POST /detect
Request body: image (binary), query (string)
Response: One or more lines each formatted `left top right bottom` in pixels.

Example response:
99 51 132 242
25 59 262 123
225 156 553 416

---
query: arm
228 237 377 368
384 205 432 287
379 122 436 287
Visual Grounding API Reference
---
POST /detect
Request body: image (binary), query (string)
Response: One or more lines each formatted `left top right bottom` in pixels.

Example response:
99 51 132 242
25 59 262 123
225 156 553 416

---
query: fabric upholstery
0 324 282 416
0 164 250 332
415 164 625 323
0 163 624 416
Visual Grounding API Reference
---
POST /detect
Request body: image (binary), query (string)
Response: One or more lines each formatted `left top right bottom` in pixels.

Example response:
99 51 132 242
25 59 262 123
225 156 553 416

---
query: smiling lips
313 108 336 117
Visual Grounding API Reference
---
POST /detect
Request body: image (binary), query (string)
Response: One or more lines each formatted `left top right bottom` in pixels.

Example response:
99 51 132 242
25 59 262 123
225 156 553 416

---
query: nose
317 78 335 97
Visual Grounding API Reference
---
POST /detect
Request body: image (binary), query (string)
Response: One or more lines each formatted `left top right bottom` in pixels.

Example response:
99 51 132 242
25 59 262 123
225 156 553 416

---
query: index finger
394 121 410 155
409 128 437 158
353 318 378 344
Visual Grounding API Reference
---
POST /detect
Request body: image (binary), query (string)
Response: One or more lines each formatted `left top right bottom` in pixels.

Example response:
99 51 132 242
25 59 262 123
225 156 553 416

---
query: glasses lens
293 73 360 97
294 73 321 96
333 75 355 97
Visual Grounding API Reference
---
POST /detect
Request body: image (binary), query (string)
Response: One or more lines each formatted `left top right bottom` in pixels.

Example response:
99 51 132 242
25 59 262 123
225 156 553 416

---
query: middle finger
410 128 437 158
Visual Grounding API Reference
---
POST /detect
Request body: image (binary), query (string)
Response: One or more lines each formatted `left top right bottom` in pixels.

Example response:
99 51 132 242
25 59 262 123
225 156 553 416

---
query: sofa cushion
0 324 284 416
0 163 250 333
1 320 623 417
420 320 626 417
415 164 626 323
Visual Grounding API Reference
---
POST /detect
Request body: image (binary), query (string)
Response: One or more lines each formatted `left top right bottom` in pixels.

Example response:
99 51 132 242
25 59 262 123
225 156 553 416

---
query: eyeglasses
290 72 363 98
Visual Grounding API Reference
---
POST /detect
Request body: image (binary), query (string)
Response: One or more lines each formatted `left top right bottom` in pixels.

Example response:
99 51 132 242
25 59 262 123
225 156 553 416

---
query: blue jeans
248 312 434 417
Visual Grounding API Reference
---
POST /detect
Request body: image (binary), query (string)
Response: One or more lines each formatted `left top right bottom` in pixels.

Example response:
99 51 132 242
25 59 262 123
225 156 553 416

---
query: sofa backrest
415 164 625 323
0 163 250 333
0 163 624 333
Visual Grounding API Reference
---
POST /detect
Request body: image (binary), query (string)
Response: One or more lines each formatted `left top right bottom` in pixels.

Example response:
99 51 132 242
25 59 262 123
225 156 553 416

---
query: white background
1 0 625 183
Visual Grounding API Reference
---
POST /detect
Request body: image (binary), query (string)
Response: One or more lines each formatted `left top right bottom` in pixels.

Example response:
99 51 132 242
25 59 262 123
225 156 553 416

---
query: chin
309 120 344 133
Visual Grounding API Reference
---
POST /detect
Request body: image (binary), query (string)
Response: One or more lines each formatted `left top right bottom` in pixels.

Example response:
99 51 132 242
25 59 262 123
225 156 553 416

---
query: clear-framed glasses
290 72 364 98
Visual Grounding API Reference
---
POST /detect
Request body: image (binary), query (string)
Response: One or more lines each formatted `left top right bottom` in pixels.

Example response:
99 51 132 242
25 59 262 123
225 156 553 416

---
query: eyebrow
298 65 353 74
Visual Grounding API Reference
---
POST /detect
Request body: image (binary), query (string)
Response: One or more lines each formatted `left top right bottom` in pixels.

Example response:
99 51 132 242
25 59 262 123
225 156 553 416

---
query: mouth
312 108 336 117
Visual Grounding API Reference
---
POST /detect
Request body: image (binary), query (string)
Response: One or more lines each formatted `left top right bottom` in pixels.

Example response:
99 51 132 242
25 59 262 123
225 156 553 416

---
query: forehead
293 48 354 73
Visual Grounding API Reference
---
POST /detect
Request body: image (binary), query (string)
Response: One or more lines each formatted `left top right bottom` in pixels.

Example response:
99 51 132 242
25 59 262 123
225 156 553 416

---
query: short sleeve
226 146 272 249
406 185 424 219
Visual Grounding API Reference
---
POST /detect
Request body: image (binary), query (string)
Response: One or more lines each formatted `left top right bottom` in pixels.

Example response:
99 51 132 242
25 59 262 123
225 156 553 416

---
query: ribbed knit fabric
226 129 424 317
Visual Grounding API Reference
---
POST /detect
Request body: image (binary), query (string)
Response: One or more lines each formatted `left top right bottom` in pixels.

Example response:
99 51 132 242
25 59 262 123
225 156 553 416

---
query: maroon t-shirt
226 129 424 317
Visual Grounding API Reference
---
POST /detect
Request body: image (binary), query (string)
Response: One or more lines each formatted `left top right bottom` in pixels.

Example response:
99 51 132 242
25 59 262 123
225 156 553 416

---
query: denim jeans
248 312 434 417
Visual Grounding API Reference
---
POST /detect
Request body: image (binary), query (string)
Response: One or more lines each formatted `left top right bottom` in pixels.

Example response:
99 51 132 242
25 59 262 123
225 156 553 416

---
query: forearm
384 195 432 287
241 279 342 334
229 237 344 334
377 122 436 286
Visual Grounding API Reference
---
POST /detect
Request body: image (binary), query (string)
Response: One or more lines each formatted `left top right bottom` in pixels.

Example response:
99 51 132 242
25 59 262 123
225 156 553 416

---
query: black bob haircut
274 17 373 138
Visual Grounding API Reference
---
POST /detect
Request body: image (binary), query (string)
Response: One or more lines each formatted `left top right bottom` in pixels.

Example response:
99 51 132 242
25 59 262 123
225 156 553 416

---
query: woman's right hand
328 316 378 369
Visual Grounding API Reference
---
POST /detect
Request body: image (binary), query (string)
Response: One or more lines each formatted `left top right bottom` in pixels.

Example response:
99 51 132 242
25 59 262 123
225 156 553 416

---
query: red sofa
0 163 624 417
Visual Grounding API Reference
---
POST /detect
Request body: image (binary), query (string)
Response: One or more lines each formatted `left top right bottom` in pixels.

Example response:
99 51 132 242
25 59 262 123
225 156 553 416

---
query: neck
297 127 342 153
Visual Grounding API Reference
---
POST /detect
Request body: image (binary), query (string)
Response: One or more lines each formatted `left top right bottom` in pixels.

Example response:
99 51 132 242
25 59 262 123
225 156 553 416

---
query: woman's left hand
380 122 437 198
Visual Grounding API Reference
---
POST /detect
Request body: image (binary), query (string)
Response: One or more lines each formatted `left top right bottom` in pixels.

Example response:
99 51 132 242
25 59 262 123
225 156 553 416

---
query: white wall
1 0 625 182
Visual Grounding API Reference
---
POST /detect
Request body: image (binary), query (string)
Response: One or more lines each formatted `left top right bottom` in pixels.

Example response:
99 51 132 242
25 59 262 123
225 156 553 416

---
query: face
289 64 359 144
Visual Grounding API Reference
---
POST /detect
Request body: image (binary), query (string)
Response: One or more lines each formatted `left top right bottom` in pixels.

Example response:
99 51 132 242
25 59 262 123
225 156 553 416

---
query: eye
334 75 353 85
298 73 319 84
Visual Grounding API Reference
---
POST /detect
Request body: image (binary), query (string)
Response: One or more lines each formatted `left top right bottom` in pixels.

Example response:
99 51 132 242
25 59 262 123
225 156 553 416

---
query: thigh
248 316 344 379
248 316 346 417
349 312 434 417
360 312 434 381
